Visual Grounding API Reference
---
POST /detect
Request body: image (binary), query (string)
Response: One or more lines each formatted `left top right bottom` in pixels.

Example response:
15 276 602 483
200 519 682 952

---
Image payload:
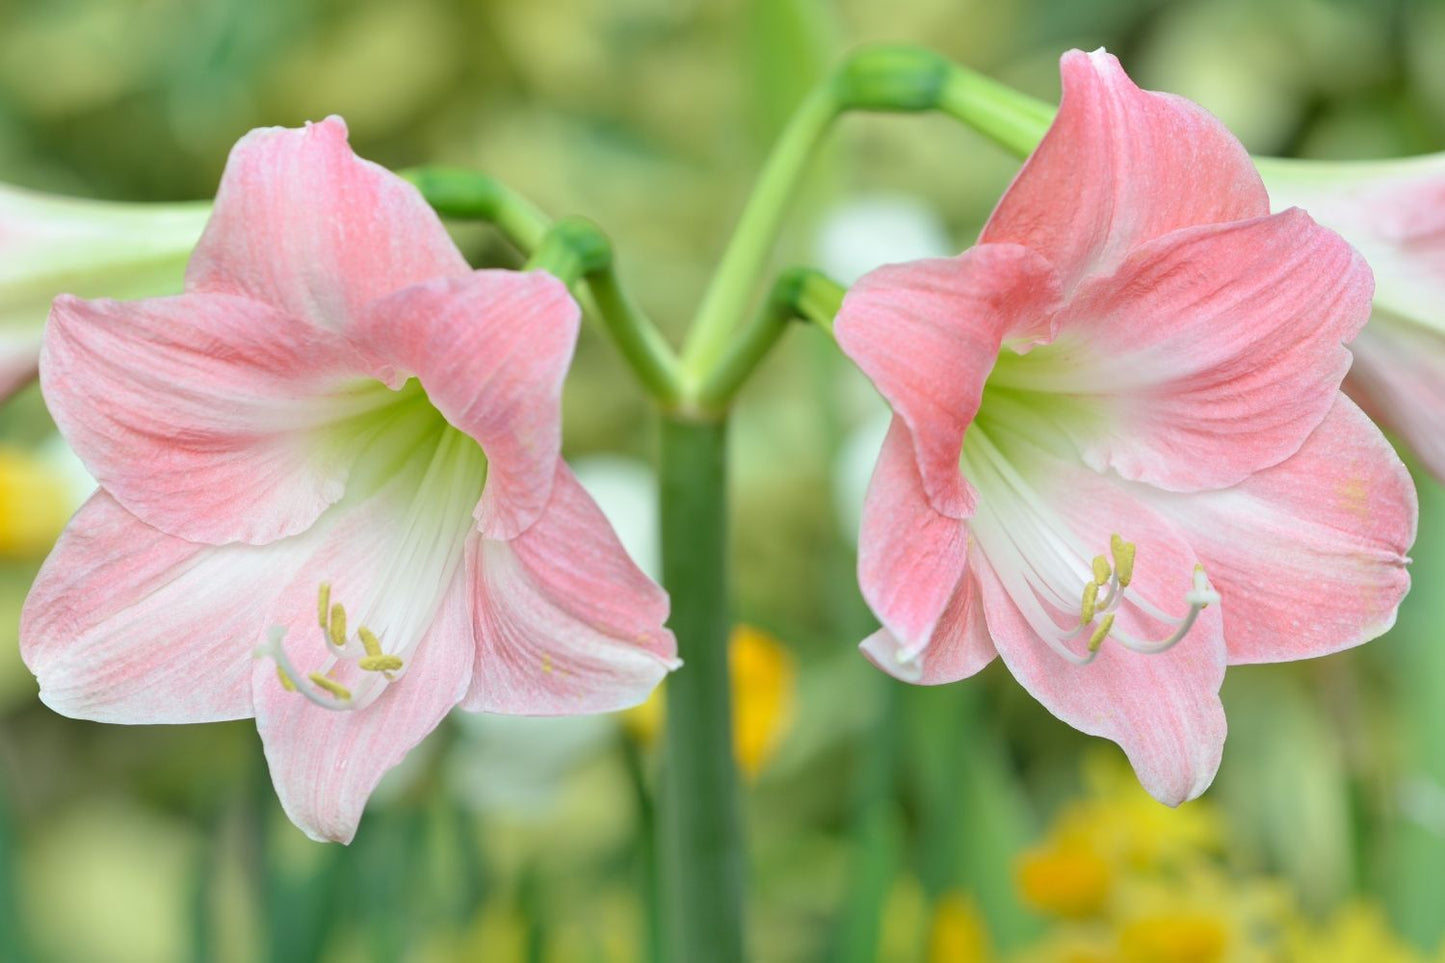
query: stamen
308 672 352 701
328 604 347 649
1080 581 1099 625
1110 535 1135 588
1088 613 1115 652
255 584 416 712
1069 535 1221 661
359 655 404 673
359 626 383 658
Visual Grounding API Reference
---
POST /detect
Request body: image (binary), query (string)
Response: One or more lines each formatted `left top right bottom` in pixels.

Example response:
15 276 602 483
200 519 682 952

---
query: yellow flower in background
622 624 796 779
927 891 991 963
1015 836 1112 919
1117 913 1227 963
0 442 88 559
1286 902 1425 963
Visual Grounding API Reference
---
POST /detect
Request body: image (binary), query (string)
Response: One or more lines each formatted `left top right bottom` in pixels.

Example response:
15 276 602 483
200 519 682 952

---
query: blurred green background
2 0 1444 960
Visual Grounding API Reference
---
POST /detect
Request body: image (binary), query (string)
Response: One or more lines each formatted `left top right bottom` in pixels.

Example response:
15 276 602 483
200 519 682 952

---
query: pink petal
254 574 474 843
856 419 995 678
982 48 1269 293
20 492 286 723
1262 153 1445 325
1345 316 1445 482
1051 209 1373 492
977 453 1227 805
1161 395 1415 665
358 270 580 540
834 245 1059 519
187 116 469 332
860 572 994 685
463 460 678 715
42 292 371 545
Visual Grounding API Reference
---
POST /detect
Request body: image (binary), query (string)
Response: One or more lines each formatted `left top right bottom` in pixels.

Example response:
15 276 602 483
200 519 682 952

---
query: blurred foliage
1 0 1443 960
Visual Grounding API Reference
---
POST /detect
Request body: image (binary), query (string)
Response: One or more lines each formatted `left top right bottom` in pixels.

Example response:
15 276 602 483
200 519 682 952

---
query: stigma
1062 534 1219 665
256 582 407 711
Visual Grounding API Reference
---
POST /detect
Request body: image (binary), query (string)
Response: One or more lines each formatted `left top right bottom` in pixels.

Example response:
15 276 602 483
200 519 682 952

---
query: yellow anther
542 654 554 675
316 583 331 630
276 665 297 692
1111 535 1136 588
1092 555 1111 586
328 603 347 648
1088 614 1116 653
308 672 352 701
358 626 383 658
1080 581 1099 625
359 654 404 673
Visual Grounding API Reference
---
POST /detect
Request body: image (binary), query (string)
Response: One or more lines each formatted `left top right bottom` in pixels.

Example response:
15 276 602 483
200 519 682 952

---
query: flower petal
975 449 1227 805
42 291 374 545
835 245 1059 518
1041 209 1372 492
254 574 474 843
1259 152 1445 331
463 460 678 715
856 418 995 678
1159 395 1415 665
1345 315 1445 482
358 270 580 540
982 48 1268 293
20 492 286 723
187 116 469 332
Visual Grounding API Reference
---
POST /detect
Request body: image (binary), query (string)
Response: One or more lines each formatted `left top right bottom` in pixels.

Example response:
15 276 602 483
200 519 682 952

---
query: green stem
697 267 845 410
677 45 1024 400
938 65 1053 159
584 262 684 407
658 415 744 963
401 166 551 253
679 86 839 388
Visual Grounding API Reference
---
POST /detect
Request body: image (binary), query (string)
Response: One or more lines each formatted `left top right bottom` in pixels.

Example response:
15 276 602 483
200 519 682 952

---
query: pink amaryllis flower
1257 154 1445 480
20 117 679 842
837 50 1416 804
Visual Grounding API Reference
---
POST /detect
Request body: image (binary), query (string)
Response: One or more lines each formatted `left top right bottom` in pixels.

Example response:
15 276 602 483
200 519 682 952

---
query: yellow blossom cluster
928 756 1438 963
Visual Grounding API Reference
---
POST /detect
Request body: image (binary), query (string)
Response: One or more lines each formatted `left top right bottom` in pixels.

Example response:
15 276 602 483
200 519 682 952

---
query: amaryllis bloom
0 185 209 400
836 50 1416 804
20 117 679 842
1257 154 1445 480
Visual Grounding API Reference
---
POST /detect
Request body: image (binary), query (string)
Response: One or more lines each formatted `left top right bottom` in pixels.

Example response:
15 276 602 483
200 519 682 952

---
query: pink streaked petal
358 270 580 540
188 116 469 332
982 48 1268 293
835 245 1059 519
858 419 992 675
20 492 291 723
1161 396 1415 665
43 292 373 545
1262 153 1445 326
463 461 678 715
1346 315 1445 482
254 574 473 843
976 449 1227 805
1049 209 1372 492
860 570 995 685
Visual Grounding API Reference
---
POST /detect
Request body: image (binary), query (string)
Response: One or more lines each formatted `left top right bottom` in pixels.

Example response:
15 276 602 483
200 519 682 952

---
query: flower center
255 379 488 710
961 427 1218 667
